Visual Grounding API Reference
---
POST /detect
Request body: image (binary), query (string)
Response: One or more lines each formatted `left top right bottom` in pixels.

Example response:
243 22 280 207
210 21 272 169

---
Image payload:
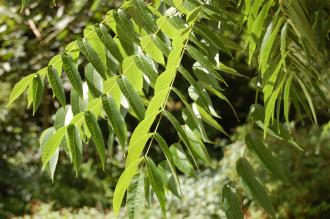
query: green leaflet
127 172 145 219
77 38 107 80
280 23 288 68
185 45 225 83
259 17 284 74
65 40 80 61
62 52 83 97
178 65 211 112
182 125 211 165
42 126 67 169
140 35 165 65
84 111 106 170
156 16 180 40
186 6 202 24
85 63 103 97
86 98 102 118
248 0 273 64
163 111 199 164
113 157 143 217
94 24 123 62
193 103 228 136
170 144 195 176
172 87 209 142
113 9 138 43
236 158 276 218
66 124 83 176
48 54 63 76
222 183 243 219
125 107 161 167
7 74 35 107
126 133 153 167
145 157 166 217
133 54 158 86
296 77 318 126
122 56 144 92
194 23 231 56
103 76 122 107
246 132 288 182
84 25 108 77
47 65 66 107
117 77 146 120
264 72 286 135
158 161 181 198
70 89 84 115
40 127 59 181
101 94 127 150
284 74 293 124
154 133 180 194
131 0 157 33
218 62 246 78
32 74 45 115
54 107 67 130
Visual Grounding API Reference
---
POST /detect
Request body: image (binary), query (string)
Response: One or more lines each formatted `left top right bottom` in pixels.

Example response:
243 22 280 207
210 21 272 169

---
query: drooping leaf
62 52 83 97
94 24 123 62
42 126 67 169
40 127 59 181
236 158 276 218
131 0 158 33
113 158 143 217
70 89 84 115
222 183 244 219
145 157 166 216
133 54 158 86
77 38 107 80
85 63 103 98
47 65 66 107
158 161 181 198
126 172 145 219
32 74 45 115
170 144 195 176
117 77 145 120
84 111 106 170
101 94 127 150
246 132 288 182
66 124 83 176
154 133 180 191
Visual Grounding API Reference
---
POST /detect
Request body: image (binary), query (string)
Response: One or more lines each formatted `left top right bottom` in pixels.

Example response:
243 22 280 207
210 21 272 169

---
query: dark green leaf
84 111 106 170
102 94 127 150
77 38 107 80
236 158 276 218
62 52 83 97
66 124 83 176
117 77 145 120
47 65 66 107
32 74 45 115
222 183 243 219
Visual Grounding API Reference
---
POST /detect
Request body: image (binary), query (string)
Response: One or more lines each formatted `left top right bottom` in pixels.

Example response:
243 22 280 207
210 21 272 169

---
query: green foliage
6 0 330 218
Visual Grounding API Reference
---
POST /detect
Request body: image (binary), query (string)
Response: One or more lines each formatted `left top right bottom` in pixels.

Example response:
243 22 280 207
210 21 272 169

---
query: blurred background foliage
0 0 330 218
